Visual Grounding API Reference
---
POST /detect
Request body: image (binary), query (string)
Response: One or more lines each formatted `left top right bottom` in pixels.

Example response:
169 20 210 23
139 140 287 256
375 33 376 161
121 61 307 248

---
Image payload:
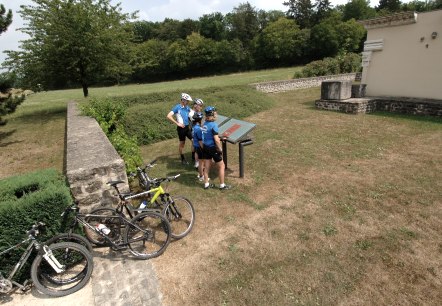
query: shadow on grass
0 129 22 147
148 154 235 188
13 106 67 125
368 111 442 124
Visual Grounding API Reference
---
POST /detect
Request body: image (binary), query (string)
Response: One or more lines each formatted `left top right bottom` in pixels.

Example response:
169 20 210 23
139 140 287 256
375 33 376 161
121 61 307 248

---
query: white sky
0 0 381 65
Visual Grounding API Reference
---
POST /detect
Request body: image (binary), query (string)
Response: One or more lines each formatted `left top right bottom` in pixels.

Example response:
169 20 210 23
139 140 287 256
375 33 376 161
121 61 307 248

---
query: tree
0 4 12 34
342 0 376 21
283 0 315 29
377 0 402 12
309 13 365 60
256 9 286 30
4 0 135 97
199 12 227 41
226 2 260 46
0 5 23 125
132 21 159 42
314 0 333 23
255 17 309 67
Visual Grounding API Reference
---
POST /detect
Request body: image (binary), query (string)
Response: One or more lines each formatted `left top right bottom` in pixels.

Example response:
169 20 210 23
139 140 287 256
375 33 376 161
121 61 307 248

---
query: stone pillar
66 101 129 211
320 81 352 100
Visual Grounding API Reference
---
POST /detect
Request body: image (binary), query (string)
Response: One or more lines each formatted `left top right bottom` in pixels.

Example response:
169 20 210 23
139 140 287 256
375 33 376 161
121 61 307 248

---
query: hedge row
0 169 72 282
122 85 273 145
294 53 362 78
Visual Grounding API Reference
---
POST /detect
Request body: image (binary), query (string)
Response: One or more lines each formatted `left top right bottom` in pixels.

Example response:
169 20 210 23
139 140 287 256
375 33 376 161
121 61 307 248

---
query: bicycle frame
73 211 153 250
1 237 35 286
0 229 67 291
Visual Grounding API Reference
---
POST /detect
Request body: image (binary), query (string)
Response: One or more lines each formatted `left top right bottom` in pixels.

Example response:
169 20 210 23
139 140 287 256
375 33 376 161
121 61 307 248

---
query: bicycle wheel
31 242 93 297
83 208 122 246
45 233 93 253
125 211 171 259
164 196 195 239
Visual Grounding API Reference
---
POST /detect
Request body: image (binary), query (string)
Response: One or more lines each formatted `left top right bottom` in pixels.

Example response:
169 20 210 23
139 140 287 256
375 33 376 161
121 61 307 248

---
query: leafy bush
0 169 72 282
80 98 143 173
295 53 362 78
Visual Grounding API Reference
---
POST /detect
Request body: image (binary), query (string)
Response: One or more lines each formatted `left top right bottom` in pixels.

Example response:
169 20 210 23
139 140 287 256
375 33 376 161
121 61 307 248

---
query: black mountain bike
60 203 171 260
0 222 93 297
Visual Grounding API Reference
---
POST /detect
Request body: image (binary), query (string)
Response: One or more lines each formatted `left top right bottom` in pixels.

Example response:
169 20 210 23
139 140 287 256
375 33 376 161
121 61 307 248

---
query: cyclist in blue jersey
192 111 204 181
189 98 204 169
167 93 193 165
201 106 231 190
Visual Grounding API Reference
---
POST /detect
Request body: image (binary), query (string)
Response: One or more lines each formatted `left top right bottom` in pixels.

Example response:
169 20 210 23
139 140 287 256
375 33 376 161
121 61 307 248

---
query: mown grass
0 68 441 305
142 88 441 306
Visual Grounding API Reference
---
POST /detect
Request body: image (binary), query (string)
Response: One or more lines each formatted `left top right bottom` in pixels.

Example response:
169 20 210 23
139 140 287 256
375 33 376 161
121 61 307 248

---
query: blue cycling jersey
193 124 202 148
171 103 191 126
202 121 219 148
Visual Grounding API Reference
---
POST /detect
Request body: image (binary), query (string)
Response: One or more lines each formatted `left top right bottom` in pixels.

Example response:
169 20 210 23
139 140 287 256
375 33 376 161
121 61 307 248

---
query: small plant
355 239 372 250
323 224 337 236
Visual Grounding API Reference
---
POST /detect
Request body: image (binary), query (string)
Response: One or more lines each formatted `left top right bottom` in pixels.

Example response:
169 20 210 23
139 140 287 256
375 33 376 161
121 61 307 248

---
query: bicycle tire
125 211 171 259
83 207 123 246
31 242 93 297
164 196 195 239
45 233 93 253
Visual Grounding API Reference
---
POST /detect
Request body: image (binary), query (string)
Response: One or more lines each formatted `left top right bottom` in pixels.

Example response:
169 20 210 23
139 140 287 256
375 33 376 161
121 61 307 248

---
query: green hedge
0 169 72 282
122 85 273 145
294 53 362 78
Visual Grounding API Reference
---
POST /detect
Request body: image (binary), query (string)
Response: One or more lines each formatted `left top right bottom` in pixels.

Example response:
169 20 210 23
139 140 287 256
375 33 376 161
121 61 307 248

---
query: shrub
295 53 362 78
80 98 143 173
0 169 72 282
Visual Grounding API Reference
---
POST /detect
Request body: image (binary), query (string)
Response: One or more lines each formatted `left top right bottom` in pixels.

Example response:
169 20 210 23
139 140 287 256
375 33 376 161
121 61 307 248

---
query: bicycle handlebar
26 222 46 237
61 203 80 217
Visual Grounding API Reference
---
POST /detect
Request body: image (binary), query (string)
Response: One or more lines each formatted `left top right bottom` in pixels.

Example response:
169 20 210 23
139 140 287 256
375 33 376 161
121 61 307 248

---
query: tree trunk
82 82 89 97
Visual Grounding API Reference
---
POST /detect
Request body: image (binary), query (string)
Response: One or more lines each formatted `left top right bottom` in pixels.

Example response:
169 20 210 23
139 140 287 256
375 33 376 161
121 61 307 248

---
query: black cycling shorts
195 147 203 159
177 125 192 141
202 146 223 163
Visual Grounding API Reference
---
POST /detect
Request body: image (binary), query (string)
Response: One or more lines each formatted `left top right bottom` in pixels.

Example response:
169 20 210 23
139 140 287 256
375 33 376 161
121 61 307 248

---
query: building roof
359 11 417 29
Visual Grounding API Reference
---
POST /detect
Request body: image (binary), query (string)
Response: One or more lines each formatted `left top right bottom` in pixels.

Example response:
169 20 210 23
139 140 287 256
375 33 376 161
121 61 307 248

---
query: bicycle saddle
107 180 125 187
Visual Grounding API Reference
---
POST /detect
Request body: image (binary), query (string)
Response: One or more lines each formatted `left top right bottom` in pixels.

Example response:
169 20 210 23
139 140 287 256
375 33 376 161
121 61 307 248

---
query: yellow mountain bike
110 162 195 240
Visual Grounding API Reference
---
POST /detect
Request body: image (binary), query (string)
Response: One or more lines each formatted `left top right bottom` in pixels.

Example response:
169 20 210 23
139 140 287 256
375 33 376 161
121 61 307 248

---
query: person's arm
167 110 184 128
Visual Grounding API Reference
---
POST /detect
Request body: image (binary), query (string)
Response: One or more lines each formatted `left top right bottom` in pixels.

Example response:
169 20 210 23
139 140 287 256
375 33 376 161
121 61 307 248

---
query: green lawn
1 68 441 305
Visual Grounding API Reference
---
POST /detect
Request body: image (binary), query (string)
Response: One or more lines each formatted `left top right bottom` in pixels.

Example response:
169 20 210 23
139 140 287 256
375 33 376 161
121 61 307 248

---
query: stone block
351 84 367 98
320 80 352 100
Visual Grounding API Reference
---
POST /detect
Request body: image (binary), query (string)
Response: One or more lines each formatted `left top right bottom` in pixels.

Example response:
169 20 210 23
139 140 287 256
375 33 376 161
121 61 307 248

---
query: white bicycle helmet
181 93 193 102
194 98 204 106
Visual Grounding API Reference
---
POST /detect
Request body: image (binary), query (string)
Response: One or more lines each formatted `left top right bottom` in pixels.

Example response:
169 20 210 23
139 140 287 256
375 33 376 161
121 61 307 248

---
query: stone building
360 10 442 100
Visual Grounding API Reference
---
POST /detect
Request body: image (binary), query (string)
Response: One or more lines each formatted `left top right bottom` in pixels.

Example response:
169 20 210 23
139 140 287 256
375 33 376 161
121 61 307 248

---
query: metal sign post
217 116 256 178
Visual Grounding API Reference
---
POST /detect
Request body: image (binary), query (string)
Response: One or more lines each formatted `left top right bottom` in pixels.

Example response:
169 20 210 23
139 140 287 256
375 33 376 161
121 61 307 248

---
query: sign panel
218 118 256 144
215 114 230 127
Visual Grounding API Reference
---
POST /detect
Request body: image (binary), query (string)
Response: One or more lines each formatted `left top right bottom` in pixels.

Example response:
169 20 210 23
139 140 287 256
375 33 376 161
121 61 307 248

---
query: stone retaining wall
315 97 442 116
252 73 358 93
66 101 129 211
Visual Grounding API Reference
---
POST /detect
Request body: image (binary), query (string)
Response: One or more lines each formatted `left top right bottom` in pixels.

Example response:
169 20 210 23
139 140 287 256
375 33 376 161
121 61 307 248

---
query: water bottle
139 200 147 210
96 223 111 235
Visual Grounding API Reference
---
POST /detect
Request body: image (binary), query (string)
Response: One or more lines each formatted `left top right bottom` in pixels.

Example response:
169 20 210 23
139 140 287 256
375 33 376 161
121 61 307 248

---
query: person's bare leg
204 159 211 185
218 161 225 185
179 141 185 155
198 157 204 178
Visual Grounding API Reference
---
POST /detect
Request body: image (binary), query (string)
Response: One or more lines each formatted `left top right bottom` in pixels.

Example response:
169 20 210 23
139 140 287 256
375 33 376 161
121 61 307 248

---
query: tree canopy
3 0 433 91
6 0 135 97
0 4 12 34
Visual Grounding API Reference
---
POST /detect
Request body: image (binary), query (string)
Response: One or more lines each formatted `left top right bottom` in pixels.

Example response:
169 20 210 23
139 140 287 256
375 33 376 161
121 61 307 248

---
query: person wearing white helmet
188 98 204 169
167 93 193 165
